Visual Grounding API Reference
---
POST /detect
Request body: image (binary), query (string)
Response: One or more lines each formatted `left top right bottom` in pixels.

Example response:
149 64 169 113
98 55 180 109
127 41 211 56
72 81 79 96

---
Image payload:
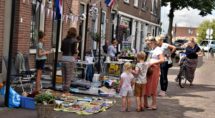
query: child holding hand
132 52 149 112
118 62 134 112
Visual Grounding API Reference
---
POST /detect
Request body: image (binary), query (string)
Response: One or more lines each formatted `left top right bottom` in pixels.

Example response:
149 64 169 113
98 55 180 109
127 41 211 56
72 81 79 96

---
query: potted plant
35 92 55 118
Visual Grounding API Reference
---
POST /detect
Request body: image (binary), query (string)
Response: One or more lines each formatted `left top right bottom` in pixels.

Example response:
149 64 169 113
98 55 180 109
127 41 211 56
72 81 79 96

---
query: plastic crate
21 96 35 110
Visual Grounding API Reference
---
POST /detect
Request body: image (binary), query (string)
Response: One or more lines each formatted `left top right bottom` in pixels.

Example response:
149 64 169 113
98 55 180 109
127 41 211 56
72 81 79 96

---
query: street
1 56 215 118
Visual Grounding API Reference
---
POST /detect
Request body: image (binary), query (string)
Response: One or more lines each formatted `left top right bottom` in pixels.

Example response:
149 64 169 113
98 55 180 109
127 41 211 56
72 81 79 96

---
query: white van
199 40 215 52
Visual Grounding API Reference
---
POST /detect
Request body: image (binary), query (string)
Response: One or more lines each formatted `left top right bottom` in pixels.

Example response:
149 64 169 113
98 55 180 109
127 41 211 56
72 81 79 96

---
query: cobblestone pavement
1 56 215 118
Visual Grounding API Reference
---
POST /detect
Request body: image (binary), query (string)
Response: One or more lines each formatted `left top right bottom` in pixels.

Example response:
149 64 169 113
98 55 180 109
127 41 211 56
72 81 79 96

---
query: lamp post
5 0 16 107
98 1 102 73
52 0 62 89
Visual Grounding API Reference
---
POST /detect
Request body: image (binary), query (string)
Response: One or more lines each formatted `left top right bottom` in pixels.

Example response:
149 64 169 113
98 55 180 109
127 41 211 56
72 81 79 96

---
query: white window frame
142 0 147 10
80 2 87 60
101 10 106 47
151 0 158 15
93 8 99 50
134 0 138 7
124 0 129 4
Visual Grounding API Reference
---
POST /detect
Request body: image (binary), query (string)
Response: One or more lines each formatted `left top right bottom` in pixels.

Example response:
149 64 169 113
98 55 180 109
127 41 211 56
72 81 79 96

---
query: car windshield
174 39 187 43
200 41 209 46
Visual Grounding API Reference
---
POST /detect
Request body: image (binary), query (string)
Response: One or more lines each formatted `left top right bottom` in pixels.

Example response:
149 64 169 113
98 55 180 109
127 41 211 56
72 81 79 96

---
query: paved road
1 56 215 118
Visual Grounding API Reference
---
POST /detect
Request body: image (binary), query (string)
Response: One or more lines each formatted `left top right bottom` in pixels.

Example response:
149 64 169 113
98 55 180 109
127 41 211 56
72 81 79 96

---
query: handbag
147 66 153 78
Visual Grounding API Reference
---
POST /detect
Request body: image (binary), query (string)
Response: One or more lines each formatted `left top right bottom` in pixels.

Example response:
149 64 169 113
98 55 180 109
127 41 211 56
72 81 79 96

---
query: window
151 0 158 15
101 11 106 46
30 1 41 49
134 0 138 7
52 2 57 47
140 23 144 50
124 0 129 3
142 0 147 9
200 41 209 46
212 41 215 44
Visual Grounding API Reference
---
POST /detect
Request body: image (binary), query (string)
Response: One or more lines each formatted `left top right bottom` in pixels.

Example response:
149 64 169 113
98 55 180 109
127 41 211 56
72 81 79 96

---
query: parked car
199 40 215 52
173 39 188 50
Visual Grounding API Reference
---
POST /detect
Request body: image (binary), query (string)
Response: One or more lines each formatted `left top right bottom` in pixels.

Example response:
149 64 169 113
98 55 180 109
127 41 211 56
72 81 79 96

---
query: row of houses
0 0 161 75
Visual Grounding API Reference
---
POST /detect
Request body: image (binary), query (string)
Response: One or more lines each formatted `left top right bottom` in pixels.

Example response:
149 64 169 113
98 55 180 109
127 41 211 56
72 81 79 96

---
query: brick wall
118 0 160 24
62 0 73 39
44 5 53 50
0 0 5 72
80 0 107 53
13 1 31 54
70 0 80 34
12 1 33 68
173 27 197 38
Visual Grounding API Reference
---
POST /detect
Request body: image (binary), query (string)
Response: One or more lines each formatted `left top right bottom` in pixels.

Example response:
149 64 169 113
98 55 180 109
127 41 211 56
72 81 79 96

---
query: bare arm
131 67 140 75
150 54 165 65
118 78 123 90
168 44 176 54
38 49 50 57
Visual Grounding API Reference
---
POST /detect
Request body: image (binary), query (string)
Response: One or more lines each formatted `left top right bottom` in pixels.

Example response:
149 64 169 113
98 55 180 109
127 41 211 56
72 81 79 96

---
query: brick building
0 0 5 73
107 0 161 52
172 26 197 41
0 0 78 74
0 0 161 78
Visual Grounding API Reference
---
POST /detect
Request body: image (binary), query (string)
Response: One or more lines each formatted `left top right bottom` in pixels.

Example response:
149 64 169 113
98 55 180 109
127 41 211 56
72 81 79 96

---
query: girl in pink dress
118 62 134 112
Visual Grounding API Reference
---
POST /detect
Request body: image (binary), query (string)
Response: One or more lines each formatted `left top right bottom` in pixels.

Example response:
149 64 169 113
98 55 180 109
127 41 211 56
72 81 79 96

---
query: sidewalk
0 56 215 118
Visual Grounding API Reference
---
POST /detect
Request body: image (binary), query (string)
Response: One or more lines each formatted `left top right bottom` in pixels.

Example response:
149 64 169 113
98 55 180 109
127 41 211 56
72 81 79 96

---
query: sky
161 5 215 34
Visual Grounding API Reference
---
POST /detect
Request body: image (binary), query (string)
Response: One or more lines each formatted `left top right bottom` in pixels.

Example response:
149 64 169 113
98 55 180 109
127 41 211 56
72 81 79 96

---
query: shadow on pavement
169 56 205 76
0 95 205 118
168 81 215 98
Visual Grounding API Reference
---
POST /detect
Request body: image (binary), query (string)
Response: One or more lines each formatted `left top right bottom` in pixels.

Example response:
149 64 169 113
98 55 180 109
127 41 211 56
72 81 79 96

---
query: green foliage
162 0 215 43
89 32 105 42
197 20 215 43
162 0 215 15
90 32 100 42
35 92 55 105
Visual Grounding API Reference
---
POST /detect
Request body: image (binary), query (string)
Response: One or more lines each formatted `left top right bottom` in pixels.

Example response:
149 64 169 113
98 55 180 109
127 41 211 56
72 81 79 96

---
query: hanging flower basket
90 32 100 42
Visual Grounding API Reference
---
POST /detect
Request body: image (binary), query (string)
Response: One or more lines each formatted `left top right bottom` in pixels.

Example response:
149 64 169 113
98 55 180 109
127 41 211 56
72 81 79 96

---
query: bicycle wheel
179 75 187 88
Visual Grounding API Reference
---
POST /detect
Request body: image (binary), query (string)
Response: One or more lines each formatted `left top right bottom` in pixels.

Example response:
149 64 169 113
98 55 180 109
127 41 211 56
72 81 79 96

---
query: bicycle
175 52 189 88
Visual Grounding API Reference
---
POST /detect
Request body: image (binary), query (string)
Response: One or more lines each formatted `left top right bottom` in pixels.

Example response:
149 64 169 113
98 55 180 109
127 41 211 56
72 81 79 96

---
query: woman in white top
144 36 164 110
156 35 176 96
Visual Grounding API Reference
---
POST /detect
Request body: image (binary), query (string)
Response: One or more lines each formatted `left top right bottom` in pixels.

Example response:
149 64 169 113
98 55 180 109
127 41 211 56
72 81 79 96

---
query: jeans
86 64 94 82
160 61 169 92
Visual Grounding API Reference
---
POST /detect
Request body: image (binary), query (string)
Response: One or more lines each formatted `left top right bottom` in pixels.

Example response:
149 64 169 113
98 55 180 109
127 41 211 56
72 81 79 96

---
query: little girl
118 62 134 112
35 31 51 92
132 52 149 112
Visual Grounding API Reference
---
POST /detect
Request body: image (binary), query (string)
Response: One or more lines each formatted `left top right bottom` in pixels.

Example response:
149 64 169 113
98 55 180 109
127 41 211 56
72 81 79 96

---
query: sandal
144 105 149 108
136 108 141 112
121 108 126 112
148 106 157 110
141 106 146 111
126 108 131 112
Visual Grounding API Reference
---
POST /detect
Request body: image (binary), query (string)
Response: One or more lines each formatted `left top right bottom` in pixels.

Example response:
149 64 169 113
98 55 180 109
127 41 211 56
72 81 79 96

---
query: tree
162 0 215 44
197 20 215 43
